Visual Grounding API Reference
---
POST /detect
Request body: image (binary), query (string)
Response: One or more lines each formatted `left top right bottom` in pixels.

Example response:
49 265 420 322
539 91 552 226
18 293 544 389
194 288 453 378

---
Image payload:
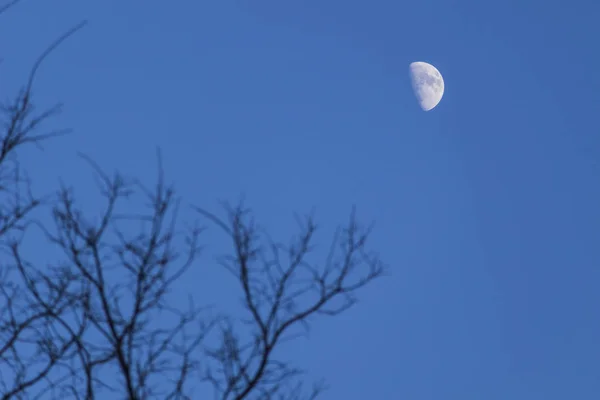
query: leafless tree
1 3 386 399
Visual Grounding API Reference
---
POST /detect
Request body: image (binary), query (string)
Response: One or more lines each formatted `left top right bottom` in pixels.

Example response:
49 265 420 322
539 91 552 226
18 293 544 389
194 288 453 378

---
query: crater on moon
409 61 445 111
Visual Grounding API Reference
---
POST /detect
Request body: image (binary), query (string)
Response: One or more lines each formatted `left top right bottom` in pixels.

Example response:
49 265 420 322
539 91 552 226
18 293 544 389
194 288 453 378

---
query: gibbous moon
409 61 444 111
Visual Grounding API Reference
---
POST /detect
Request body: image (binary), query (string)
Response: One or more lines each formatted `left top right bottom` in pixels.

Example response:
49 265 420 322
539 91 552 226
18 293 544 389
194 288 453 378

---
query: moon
409 61 444 111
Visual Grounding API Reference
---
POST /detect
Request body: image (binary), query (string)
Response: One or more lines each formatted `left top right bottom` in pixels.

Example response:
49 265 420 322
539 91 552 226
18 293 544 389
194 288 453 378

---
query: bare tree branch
24 20 88 103
195 204 385 400
0 0 19 18
0 19 87 244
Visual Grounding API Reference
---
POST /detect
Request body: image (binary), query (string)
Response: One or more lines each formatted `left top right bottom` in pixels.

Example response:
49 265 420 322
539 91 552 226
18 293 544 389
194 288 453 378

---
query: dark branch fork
195 205 385 400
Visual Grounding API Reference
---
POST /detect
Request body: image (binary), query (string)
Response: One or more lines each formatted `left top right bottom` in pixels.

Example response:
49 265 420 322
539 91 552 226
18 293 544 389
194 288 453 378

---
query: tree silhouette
0 4 385 399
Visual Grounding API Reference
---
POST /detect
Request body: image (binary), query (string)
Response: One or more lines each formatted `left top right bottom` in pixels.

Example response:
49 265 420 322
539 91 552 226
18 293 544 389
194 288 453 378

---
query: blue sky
2 0 600 398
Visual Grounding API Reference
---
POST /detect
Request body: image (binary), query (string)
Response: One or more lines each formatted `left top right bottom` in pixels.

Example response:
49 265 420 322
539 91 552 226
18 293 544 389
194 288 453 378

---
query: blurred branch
24 20 88 100
0 0 19 17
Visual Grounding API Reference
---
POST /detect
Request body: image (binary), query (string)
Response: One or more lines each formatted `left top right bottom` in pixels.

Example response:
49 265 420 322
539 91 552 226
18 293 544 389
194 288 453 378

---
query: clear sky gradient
2 0 599 398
